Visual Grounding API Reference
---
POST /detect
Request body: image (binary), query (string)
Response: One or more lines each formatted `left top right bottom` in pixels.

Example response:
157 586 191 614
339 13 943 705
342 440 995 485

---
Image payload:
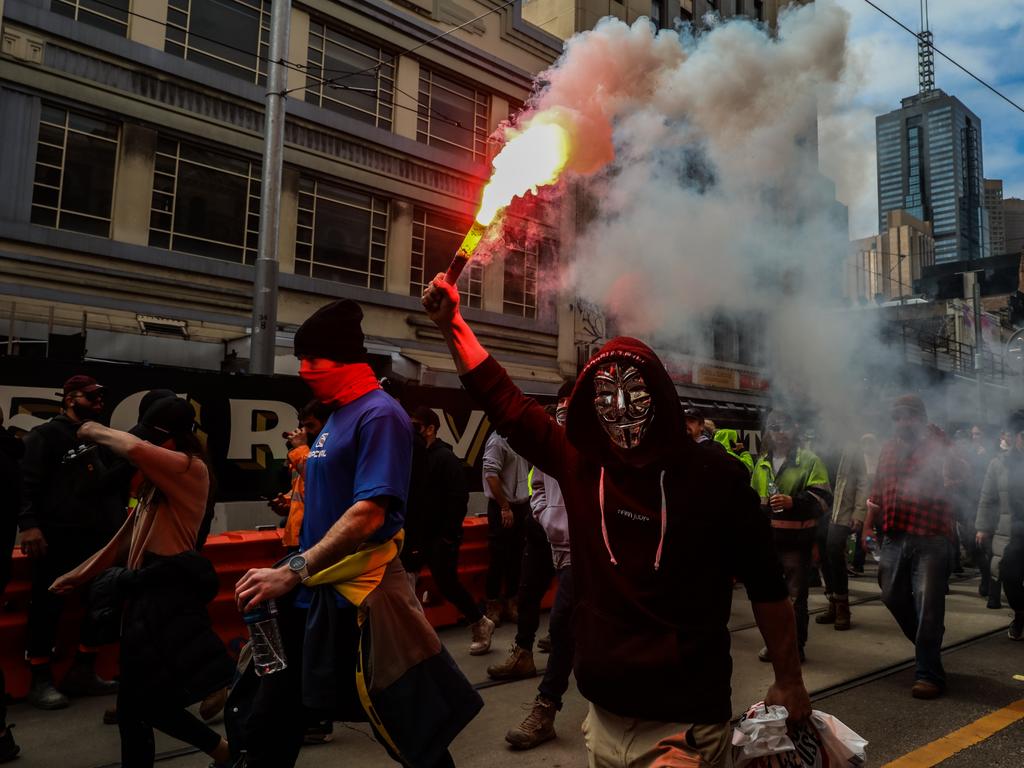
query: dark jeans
118 685 222 767
1002 536 1024 613
514 517 555 651
244 592 454 768
404 537 481 623
778 547 812 651
244 597 313 768
538 566 574 707
27 530 109 659
978 535 994 592
878 533 949 687
486 499 530 601
823 523 852 598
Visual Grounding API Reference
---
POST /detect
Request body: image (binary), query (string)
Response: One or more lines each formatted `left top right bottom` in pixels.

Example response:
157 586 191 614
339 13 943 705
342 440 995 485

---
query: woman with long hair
52 396 233 767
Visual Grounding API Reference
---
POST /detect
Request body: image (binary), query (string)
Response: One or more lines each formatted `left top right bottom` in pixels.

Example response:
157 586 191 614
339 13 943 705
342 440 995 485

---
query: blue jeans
878 533 949 687
538 565 575 707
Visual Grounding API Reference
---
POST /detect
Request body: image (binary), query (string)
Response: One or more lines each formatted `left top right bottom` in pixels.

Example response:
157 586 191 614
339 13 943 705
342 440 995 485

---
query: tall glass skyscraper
876 90 988 264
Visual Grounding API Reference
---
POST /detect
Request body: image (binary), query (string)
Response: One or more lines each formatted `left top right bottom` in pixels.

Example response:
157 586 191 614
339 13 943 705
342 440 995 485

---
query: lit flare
444 116 571 285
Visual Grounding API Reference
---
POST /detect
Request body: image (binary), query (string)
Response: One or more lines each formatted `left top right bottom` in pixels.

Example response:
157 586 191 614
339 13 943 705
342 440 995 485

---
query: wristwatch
287 554 310 581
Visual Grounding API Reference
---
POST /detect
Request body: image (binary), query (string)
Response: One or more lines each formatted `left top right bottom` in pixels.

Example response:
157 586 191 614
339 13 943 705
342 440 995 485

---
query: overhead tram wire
861 0 1024 116
83 0 465 127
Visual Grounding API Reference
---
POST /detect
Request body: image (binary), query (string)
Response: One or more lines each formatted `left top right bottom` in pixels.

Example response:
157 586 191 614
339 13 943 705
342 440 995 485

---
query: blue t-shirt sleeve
353 410 412 511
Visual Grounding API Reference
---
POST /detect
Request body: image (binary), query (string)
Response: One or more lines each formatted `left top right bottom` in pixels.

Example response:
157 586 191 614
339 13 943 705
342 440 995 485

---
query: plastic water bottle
766 481 780 511
864 535 882 563
244 599 287 676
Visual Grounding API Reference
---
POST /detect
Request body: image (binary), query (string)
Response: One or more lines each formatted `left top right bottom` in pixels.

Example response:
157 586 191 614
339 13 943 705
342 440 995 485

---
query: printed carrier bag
732 702 868 767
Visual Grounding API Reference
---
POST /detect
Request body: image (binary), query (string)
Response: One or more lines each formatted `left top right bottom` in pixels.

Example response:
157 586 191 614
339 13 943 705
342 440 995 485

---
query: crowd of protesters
0 285 1020 767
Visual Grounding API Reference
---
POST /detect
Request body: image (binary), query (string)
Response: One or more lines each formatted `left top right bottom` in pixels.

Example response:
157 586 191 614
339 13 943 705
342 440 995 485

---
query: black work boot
987 580 1003 610
0 724 19 763
28 664 69 710
60 654 118 697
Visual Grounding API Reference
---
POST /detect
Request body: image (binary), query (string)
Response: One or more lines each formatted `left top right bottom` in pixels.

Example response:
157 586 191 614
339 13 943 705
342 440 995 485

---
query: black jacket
405 439 469 544
19 415 126 535
118 551 233 706
0 429 24 524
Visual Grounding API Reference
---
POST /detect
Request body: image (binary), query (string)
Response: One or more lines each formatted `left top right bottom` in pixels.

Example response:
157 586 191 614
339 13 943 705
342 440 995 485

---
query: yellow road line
883 699 1024 768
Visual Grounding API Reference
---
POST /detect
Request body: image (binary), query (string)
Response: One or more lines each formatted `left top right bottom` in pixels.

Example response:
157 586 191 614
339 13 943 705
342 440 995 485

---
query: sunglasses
76 390 104 402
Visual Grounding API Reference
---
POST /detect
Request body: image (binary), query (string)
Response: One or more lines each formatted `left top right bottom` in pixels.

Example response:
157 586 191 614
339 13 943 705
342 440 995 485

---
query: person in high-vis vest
751 410 832 663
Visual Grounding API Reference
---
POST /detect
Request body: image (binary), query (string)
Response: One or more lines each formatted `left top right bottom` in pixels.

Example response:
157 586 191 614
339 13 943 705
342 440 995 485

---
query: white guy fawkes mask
592 362 653 450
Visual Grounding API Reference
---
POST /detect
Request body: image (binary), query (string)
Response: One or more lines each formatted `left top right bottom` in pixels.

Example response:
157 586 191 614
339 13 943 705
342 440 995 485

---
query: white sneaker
469 615 496 655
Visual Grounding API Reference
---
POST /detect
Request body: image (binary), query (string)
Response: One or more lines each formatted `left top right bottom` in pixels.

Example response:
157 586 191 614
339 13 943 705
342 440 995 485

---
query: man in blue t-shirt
235 299 413 768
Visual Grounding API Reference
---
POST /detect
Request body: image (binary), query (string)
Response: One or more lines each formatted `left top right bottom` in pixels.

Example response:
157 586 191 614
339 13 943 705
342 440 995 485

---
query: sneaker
505 696 557 750
487 644 536 681
537 634 552 654
911 680 942 699
469 616 496 656
28 678 69 710
60 662 118 697
1009 614 1024 641
303 720 334 745
0 725 20 763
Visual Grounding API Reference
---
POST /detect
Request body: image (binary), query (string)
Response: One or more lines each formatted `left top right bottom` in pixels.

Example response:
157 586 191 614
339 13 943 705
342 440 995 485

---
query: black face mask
70 402 100 421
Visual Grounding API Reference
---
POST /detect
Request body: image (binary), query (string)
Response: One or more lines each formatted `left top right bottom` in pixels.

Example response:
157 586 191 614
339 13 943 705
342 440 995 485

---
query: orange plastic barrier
0 519 554 699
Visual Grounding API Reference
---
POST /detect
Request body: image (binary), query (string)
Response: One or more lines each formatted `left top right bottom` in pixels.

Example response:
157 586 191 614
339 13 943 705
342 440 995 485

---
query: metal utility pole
250 0 291 375
963 271 985 422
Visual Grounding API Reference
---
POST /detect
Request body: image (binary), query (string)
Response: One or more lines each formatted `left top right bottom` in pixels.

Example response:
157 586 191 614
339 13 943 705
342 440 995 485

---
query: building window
410 209 482 309
149 138 261 264
52 0 129 36
165 0 270 84
651 1 663 27
295 178 388 289
417 69 489 162
305 22 395 130
502 240 542 319
31 104 119 237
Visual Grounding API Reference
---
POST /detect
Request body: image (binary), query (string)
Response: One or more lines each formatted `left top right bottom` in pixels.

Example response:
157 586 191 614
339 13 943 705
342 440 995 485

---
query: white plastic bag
732 702 868 767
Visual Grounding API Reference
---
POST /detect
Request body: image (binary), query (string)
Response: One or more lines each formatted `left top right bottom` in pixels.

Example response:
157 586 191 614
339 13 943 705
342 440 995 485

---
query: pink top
52 440 209 591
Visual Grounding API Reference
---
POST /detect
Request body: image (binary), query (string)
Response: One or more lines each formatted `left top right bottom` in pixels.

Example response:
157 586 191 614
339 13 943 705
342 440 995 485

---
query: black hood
565 336 687 468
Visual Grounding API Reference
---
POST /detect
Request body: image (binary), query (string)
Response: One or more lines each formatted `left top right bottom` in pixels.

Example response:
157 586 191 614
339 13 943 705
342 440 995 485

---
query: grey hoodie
530 467 570 569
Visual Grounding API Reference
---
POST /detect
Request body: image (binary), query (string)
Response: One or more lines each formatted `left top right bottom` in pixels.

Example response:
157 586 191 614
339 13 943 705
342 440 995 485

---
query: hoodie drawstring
599 468 667 571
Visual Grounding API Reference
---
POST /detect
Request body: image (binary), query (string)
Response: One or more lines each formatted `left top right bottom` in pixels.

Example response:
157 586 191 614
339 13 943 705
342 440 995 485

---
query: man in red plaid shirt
862 394 963 700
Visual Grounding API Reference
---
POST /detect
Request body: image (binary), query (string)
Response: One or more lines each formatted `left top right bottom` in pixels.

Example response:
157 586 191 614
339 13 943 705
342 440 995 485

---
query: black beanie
140 396 196 443
294 299 368 363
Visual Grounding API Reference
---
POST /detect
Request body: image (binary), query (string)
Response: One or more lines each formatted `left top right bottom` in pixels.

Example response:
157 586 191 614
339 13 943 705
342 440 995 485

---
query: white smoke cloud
507 1 899 442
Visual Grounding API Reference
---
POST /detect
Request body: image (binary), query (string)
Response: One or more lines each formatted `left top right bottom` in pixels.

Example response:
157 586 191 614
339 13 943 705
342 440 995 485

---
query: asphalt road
7 566 1022 767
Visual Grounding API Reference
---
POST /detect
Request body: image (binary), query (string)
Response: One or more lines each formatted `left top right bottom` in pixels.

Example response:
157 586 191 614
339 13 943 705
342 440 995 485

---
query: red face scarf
299 359 380 406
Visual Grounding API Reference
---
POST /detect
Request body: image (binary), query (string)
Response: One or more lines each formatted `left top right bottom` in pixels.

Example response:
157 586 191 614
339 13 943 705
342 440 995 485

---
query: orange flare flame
476 116 571 226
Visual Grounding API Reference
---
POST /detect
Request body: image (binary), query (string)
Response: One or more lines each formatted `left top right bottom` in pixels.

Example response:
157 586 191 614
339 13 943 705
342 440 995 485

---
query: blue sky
825 0 1024 238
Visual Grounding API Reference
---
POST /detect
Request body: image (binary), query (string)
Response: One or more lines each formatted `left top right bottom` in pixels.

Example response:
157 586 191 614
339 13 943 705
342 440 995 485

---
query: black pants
823 523 852 598
1002 537 1024 613
404 537 481 623
27 531 109 659
244 597 310 768
244 593 455 768
537 566 575 707
486 499 530 601
118 685 222 767
779 547 812 650
514 517 555 651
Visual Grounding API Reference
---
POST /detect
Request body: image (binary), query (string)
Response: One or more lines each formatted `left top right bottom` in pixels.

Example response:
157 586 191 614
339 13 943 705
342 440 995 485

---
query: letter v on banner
434 409 490 466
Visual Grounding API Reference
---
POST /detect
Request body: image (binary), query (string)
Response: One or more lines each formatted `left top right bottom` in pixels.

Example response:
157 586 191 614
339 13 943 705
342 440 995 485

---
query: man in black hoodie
423 278 809 767
19 375 123 709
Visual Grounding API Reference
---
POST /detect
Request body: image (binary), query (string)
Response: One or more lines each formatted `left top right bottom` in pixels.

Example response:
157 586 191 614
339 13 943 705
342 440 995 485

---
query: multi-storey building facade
0 0 575 389
985 178 1006 256
876 90 988 265
846 210 934 304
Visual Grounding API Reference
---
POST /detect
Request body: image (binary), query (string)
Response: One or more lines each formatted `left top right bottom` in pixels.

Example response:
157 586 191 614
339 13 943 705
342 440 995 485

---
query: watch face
290 555 306 572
